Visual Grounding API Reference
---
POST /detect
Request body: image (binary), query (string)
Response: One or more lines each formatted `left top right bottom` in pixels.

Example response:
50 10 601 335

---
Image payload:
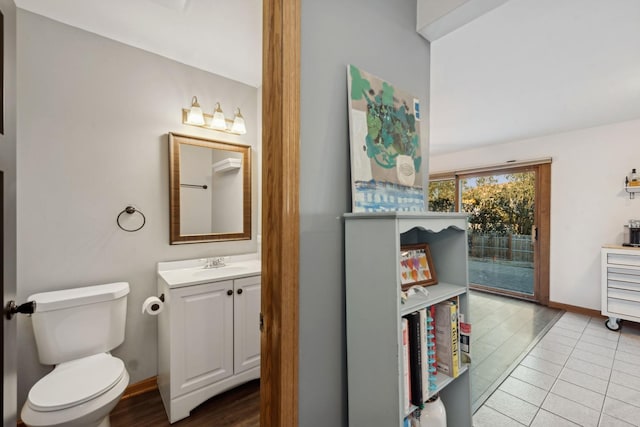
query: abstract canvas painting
347 64 424 212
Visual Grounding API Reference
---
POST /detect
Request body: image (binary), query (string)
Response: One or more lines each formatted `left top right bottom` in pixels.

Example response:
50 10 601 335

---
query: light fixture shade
231 108 247 134
186 96 205 126
210 102 227 130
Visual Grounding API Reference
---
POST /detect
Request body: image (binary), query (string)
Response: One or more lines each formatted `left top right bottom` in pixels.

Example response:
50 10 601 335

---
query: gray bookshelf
344 212 472 427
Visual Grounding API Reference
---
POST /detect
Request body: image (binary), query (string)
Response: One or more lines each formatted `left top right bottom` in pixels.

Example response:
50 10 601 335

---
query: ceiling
15 0 640 155
15 0 263 88
429 0 640 154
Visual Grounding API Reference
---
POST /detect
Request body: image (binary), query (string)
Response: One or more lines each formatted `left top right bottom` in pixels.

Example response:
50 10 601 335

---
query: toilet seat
28 354 125 412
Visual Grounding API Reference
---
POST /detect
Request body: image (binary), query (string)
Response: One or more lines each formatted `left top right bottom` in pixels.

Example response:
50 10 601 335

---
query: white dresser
601 245 640 331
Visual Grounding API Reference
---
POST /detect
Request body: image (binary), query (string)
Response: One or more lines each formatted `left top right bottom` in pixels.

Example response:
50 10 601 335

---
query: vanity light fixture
231 108 247 135
210 102 227 130
185 96 205 126
181 96 247 135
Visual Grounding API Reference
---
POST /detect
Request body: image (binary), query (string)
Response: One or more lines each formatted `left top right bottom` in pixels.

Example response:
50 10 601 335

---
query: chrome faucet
204 257 226 269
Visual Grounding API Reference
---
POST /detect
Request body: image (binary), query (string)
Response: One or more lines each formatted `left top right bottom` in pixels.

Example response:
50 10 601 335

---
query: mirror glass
169 132 251 244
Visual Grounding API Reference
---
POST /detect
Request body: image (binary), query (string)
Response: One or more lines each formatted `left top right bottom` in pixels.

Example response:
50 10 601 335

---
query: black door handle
237 289 243 295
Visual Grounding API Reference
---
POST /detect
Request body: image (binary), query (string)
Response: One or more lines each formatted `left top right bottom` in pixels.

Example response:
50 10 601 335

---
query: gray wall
16 10 259 408
299 1 430 425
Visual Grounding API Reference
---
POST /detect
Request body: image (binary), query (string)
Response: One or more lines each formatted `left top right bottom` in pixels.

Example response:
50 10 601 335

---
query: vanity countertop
158 254 261 288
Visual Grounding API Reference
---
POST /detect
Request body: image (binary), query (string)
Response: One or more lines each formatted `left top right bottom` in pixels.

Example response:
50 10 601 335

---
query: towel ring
117 206 146 232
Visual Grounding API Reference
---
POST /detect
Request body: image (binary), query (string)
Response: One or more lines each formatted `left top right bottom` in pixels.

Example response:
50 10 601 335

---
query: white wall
16 10 259 407
430 118 640 310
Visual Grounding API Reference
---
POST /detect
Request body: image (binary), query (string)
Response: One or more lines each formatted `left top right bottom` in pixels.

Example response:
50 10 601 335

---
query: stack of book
402 297 466 413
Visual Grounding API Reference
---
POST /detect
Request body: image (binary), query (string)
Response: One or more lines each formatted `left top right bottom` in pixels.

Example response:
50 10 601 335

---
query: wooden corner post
261 0 300 425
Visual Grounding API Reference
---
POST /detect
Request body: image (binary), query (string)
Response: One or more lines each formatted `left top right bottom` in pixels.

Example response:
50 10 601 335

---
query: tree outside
428 173 535 235
461 172 535 236
428 179 455 212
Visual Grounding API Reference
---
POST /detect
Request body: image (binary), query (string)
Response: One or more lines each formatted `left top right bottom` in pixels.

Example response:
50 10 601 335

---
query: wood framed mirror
169 132 251 244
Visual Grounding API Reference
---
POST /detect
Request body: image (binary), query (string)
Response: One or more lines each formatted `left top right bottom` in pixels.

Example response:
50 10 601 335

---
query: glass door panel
460 172 535 296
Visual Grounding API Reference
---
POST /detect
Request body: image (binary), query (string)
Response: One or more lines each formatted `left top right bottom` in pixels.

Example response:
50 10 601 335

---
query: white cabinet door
170 280 234 397
233 275 261 374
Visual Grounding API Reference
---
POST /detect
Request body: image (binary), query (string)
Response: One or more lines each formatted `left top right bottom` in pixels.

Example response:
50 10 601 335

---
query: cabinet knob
227 290 233 296
237 289 243 295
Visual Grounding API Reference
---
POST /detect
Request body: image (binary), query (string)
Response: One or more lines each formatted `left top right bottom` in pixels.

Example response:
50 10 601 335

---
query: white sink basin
158 257 261 288
192 266 248 277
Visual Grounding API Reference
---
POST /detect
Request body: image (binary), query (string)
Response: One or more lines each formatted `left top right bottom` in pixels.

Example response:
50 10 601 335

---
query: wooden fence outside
468 233 534 263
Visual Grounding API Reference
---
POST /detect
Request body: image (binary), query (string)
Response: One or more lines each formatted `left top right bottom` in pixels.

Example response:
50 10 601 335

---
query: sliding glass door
429 163 550 304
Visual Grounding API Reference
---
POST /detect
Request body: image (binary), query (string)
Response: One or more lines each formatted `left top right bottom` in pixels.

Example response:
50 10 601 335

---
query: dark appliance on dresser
623 219 640 247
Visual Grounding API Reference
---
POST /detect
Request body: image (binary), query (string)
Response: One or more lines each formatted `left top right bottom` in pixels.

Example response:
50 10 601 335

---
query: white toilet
21 282 130 427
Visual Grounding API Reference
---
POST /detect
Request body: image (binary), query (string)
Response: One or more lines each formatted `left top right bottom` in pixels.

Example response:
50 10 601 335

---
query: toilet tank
28 282 129 365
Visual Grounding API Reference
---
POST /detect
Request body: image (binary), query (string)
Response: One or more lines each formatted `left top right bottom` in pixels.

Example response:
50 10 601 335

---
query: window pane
428 179 455 212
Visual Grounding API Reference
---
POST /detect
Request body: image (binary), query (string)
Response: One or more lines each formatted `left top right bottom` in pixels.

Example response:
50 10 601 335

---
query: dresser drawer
608 253 640 267
608 279 640 292
607 267 640 286
608 297 640 318
608 288 640 302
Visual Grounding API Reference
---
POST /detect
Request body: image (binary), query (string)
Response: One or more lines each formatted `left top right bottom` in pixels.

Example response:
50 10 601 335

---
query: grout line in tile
477 311 640 427
488 313 640 425
472 309 565 414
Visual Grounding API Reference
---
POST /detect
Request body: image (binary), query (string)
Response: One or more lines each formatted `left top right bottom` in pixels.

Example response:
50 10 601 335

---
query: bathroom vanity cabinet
156 256 261 423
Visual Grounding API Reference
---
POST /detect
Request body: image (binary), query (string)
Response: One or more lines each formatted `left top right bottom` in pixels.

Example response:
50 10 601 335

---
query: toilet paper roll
142 296 164 315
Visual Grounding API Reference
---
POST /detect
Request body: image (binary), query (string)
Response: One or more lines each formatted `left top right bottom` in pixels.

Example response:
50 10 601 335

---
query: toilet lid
28 354 125 412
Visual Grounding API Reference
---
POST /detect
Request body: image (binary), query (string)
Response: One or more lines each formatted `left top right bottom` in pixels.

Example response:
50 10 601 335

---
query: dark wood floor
110 380 260 427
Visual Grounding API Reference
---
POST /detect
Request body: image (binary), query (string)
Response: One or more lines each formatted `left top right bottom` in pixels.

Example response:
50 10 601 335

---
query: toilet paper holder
152 294 165 308
142 294 165 315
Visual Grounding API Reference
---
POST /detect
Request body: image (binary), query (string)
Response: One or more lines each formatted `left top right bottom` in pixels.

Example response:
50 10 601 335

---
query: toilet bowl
21 283 130 427
22 354 129 427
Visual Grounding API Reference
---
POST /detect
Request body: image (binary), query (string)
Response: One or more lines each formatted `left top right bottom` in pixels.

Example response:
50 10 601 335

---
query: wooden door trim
261 0 300 425
536 163 551 305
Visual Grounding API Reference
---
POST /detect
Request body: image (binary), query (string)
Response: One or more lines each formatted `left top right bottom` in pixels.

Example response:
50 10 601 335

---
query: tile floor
470 290 562 410
474 311 640 426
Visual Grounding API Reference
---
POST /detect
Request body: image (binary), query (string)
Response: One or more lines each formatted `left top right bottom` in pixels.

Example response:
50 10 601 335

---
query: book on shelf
419 308 429 396
427 305 437 392
402 317 411 413
459 313 472 364
434 298 460 378
405 311 424 406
